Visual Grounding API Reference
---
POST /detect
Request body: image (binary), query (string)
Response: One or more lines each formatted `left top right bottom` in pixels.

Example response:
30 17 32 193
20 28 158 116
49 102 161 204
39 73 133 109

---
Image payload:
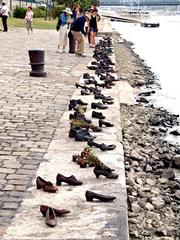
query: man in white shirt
1 2 9 32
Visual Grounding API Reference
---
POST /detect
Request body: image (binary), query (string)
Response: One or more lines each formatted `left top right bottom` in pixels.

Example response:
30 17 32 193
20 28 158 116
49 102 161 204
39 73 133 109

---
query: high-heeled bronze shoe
40 205 70 217
85 190 116 202
36 176 58 193
56 174 83 186
45 207 57 227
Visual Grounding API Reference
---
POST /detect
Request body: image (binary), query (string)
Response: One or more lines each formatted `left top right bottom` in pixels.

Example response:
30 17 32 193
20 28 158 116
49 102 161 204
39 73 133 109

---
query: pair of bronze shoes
36 174 83 192
40 205 70 227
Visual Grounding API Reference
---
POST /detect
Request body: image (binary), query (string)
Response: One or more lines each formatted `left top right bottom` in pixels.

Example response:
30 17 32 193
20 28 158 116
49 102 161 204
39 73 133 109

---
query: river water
110 13 180 143
107 10 180 178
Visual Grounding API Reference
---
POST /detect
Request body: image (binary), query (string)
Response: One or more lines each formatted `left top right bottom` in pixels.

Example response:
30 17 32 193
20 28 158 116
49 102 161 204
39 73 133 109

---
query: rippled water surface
111 14 180 116
110 13 180 177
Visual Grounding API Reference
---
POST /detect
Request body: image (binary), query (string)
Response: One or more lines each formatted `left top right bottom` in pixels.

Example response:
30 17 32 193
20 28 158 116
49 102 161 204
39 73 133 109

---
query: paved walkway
0 25 128 240
0 28 93 236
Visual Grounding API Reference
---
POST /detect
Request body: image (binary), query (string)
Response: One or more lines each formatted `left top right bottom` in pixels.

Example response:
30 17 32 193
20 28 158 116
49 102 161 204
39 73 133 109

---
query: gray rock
158 177 168 184
154 227 167 236
146 178 156 186
170 129 180 136
131 202 141 213
144 202 154 211
161 169 175 180
172 155 180 168
128 195 137 203
151 196 165 209
146 164 153 172
130 149 143 161
150 187 160 195
174 190 180 200
135 177 143 185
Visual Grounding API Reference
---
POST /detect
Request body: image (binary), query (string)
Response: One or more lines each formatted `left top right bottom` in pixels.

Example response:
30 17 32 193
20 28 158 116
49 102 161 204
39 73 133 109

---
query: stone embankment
114 33 180 240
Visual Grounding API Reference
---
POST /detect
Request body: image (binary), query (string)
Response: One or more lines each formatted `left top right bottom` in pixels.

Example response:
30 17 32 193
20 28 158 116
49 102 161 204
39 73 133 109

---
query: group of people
0 2 33 34
0 3 99 57
57 4 100 57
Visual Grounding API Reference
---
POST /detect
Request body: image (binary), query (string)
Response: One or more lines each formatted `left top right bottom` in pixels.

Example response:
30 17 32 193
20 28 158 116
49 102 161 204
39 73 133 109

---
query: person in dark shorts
89 9 99 48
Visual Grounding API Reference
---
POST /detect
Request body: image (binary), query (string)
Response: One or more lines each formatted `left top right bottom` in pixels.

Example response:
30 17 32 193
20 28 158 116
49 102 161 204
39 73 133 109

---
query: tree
55 0 99 10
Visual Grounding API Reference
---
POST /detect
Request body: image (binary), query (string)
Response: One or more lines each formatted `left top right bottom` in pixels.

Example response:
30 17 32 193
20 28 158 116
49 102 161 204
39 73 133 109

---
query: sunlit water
111 14 180 137
110 13 180 177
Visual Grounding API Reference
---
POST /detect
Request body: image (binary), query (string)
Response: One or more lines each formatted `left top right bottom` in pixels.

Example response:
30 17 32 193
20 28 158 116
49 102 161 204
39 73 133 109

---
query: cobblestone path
0 28 92 236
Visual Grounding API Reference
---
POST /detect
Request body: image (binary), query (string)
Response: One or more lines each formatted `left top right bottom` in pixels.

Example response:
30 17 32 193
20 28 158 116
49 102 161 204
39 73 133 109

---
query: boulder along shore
113 32 180 240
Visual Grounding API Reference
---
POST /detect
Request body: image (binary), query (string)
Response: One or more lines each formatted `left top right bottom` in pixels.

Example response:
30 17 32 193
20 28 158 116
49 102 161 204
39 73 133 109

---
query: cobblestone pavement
0 28 93 236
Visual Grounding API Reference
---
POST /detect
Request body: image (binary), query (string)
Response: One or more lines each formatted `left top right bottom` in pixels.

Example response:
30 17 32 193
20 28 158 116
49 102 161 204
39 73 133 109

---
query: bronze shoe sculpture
45 207 57 227
85 190 116 202
56 174 83 186
40 205 70 217
36 176 58 193
99 119 114 127
87 140 116 151
93 166 118 179
91 102 108 110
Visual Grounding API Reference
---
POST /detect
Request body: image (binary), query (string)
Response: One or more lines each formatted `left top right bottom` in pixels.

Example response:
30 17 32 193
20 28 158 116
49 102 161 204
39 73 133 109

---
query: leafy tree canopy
55 0 100 10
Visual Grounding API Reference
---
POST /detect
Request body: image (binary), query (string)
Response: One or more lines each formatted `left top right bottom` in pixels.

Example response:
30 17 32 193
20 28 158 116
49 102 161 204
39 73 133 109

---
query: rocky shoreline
114 33 180 240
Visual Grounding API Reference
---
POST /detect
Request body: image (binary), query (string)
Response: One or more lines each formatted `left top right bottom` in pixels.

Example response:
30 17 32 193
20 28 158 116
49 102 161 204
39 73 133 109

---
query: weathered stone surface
144 202 154 211
131 203 141 213
161 169 175 180
173 155 180 168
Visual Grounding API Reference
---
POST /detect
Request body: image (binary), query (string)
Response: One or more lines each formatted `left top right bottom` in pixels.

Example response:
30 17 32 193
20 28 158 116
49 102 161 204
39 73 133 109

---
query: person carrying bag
57 7 72 53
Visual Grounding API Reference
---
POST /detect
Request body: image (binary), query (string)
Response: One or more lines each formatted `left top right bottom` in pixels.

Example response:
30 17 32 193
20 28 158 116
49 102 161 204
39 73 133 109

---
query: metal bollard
28 49 47 77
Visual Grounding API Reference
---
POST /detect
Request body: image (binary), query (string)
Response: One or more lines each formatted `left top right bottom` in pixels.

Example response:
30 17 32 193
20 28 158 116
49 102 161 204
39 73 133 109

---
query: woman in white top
25 6 34 34
1 2 9 32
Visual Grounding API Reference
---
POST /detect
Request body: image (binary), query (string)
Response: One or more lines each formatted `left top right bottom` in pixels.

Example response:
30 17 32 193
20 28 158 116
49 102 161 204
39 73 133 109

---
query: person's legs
68 30 76 54
26 21 30 34
2 16 8 31
62 29 68 52
90 28 96 47
90 31 95 47
58 25 68 52
71 31 84 55
29 21 33 34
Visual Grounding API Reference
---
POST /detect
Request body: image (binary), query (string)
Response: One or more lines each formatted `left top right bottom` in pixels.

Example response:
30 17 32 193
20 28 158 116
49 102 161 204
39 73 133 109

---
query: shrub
52 5 65 19
33 8 46 18
13 6 26 19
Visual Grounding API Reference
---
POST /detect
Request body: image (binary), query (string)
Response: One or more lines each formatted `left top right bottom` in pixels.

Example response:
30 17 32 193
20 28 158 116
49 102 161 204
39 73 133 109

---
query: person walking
25 6 34 34
1 2 9 32
71 14 89 57
57 7 72 53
